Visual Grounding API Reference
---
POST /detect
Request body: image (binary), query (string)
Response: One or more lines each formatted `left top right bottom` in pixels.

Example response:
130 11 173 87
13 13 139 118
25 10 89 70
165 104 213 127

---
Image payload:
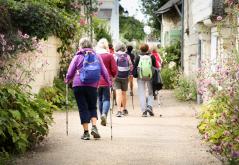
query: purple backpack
116 53 130 79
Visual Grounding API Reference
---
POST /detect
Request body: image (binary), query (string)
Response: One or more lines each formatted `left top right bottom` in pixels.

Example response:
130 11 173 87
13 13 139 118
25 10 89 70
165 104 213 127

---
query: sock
92 125 97 128
84 130 89 133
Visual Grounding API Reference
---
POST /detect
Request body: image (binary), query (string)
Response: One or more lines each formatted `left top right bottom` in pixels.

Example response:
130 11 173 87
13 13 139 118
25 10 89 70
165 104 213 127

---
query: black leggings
73 86 98 124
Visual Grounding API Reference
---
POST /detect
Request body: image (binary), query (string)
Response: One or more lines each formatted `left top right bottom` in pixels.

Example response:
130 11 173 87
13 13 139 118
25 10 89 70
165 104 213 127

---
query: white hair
96 38 109 50
79 37 92 48
114 41 126 52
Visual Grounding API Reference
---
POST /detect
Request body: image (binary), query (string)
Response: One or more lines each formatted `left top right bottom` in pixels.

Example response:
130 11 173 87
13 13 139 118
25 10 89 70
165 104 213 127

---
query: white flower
168 61 176 69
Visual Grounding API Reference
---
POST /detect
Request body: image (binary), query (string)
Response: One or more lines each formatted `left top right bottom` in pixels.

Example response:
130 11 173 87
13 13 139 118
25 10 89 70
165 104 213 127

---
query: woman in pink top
96 38 118 126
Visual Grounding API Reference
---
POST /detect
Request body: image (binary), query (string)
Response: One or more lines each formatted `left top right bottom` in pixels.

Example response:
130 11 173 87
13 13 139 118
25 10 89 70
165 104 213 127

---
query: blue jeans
73 86 98 124
98 87 110 115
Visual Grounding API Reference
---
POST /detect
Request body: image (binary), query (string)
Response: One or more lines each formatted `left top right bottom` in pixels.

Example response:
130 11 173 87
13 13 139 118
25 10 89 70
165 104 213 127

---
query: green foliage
0 84 54 155
174 75 197 101
0 0 84 58
160 67 178 89
198 94 239 164
93 17 112 43
37 78 75 110
141 0 168 37
162 41 181 67
119 15 145 41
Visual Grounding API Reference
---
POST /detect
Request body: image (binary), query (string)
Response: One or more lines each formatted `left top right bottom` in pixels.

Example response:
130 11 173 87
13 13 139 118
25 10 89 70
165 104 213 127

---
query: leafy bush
0 0 83 57
38 87 65 111
38 78 75 110
174 75 197 101
198 94 239 164
161 41 181 67
160 67 178 89
0 84 54 155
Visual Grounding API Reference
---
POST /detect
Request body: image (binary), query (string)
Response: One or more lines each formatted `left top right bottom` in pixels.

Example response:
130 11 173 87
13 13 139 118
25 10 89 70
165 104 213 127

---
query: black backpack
152 68 163 91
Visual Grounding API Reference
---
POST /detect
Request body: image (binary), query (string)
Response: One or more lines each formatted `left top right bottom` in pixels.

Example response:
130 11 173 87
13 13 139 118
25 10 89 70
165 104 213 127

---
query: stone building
158 0 234 77
97 0 119 44
157 0 182 47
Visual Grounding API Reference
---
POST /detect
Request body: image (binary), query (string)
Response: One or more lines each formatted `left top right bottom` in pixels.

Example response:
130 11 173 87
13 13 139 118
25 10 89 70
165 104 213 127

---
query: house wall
183 0 199 76
98 0 119 43
29 37 61 94
161 10 181 47
183 0 214 77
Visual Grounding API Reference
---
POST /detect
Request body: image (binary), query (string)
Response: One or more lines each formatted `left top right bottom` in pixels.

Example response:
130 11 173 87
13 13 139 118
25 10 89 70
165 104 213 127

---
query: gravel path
15 90 221 165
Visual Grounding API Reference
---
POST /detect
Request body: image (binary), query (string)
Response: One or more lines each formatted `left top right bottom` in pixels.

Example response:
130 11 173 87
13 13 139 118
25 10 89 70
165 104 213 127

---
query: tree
119 3 145 41
119 15 145 41
141 0 169 38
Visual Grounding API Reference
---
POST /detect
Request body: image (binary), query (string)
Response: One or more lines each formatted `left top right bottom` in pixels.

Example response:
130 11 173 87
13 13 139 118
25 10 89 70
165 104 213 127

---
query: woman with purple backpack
65 37 111 140
113 42 133 117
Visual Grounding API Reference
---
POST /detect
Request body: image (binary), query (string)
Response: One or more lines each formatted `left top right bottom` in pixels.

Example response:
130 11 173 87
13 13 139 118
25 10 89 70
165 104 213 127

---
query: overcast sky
119 0 148 23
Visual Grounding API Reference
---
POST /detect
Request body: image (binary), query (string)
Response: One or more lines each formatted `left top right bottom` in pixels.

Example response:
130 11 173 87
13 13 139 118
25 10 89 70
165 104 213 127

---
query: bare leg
91 117 97 126
116 89 123 112
122 91 127 110
82 123 88 131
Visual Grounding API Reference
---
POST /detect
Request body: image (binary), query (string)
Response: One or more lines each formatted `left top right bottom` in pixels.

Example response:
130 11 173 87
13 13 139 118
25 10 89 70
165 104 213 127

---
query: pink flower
217 16 223 21
79 18 86 25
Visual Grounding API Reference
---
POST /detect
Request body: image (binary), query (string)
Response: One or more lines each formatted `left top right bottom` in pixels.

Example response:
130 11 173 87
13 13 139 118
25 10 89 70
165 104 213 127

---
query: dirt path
15 90 221 165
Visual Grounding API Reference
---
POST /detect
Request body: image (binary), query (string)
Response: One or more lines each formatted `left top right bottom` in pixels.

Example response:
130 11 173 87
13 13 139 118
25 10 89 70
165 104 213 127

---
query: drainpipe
181 0 184 71
90 0 93 42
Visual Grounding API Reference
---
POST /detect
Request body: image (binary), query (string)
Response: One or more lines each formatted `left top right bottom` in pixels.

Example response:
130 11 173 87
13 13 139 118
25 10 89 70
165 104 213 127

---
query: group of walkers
65 37 162 140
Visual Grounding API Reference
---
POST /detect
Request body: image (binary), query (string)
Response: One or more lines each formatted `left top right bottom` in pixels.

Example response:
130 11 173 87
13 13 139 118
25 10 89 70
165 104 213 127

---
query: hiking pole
110 88 114 140
131 92 134 110
65 75 69 136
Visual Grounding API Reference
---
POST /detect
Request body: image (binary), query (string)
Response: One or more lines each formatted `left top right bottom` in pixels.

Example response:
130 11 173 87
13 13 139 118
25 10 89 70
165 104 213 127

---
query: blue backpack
79 50 101 83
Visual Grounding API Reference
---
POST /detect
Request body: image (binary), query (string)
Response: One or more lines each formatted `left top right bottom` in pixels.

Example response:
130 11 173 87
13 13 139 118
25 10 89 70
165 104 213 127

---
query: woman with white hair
96 38 118 126
113 41 133 117
65 37 111 140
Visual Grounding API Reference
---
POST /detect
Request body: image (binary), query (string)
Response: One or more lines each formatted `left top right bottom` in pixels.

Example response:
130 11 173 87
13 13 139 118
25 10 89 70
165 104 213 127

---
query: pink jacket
96 48 118 87
151 50 162 69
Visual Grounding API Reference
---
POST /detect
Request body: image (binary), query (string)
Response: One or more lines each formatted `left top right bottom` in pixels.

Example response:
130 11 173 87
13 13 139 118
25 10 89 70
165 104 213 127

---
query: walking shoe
130 91 133 96
100 114 107 126
154 94 157 100
123 109 128 115
146 105 154 116
142 111 147 117
116 111 123 117
81 131 90 140
91 126 100 139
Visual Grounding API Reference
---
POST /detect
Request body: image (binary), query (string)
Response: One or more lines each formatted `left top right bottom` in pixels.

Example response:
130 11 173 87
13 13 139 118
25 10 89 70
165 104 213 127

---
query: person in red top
96 38 118 126
150 44 162 69
150 44 163 100
109 43 114 54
